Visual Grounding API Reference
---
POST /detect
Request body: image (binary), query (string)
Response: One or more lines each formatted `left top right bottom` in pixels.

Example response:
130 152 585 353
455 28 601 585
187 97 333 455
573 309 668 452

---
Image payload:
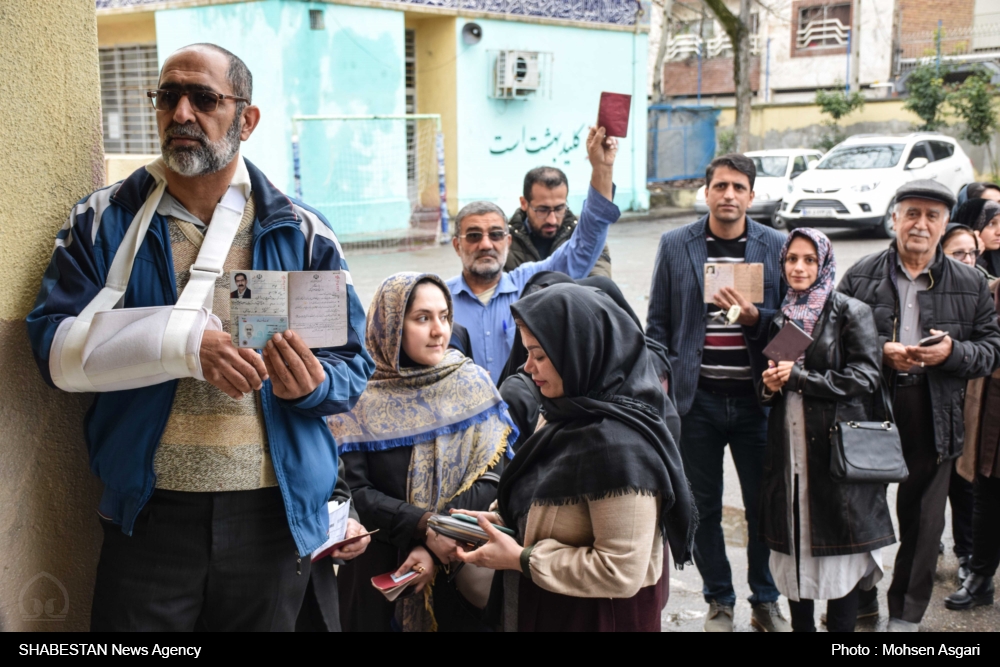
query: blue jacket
26 160 375 555
645 215 786 416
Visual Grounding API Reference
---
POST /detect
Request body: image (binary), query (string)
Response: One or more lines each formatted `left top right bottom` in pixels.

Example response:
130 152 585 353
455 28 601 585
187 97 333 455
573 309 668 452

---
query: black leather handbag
830 381 909 483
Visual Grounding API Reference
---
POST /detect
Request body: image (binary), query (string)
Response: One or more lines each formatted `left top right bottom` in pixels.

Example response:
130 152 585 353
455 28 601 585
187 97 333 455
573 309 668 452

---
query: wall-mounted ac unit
494 50 541 99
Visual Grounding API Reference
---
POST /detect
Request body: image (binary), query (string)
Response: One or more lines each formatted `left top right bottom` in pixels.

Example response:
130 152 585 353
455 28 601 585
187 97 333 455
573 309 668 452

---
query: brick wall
663 56 761 96
899 0 974 35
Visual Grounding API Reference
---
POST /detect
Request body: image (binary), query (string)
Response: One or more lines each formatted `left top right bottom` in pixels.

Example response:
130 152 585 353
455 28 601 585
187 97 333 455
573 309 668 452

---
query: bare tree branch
702 0 753 152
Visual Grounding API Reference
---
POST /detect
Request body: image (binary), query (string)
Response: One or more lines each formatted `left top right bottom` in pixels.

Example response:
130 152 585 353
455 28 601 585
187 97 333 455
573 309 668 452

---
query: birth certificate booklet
229 270 348 349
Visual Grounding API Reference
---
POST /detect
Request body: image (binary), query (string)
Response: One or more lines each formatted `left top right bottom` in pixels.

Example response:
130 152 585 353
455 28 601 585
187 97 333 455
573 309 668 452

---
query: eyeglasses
457 230 508 244
949 249 979 261
147 88 249 113
529 204 567 217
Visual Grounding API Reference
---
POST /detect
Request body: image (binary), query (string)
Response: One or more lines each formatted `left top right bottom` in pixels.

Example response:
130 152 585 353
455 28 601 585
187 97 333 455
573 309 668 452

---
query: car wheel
873 200 896 239
770 211 788 230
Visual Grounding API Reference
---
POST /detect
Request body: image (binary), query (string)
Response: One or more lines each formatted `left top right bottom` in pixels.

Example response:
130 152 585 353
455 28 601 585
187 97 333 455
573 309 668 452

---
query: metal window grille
99 44 160 154
310 9 325 30
405 29 417 199
796 4 851 50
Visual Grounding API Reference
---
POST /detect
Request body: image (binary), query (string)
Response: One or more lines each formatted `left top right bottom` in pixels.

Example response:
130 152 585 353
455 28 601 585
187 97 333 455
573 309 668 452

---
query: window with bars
99 44 160 154
405 29 417 197
797 4 851 50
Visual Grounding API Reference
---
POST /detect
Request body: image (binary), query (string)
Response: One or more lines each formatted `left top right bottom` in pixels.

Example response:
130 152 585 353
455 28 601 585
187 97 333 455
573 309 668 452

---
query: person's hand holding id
713 286 760 326
329 518 371 561
263 330 326 400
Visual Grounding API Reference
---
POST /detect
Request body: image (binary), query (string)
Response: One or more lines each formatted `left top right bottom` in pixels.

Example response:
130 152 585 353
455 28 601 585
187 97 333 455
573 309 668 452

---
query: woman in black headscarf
498 272 679 449
953 197 1000 278
452 283 695 632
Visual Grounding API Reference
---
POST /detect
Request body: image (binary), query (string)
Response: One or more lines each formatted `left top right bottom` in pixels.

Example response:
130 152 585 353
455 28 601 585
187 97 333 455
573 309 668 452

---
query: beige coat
521 491 663 599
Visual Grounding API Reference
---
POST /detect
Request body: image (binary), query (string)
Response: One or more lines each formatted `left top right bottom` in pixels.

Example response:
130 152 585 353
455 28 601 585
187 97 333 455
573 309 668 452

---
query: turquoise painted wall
453 19 649 214
155 0 408 236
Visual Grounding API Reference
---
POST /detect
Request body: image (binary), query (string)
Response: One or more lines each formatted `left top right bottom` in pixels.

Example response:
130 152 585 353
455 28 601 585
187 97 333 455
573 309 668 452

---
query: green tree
904 63 949 131
949 67 1000 178
814 85 865 151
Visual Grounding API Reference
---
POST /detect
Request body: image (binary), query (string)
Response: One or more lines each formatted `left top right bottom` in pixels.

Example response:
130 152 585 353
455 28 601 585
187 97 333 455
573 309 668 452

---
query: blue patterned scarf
328 272 515 511
779 228 836 336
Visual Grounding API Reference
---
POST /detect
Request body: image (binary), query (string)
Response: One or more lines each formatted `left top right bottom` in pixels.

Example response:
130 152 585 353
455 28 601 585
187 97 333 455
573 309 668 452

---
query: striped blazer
645 215 786 416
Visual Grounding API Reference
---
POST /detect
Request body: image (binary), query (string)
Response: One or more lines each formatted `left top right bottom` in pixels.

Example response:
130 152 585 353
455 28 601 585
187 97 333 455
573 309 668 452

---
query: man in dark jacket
838 179 1000 631
504 166 612 278
646 154 789 632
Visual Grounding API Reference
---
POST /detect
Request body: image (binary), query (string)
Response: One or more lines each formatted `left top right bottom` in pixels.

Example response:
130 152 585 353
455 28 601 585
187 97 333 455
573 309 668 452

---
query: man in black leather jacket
837 179 1000 631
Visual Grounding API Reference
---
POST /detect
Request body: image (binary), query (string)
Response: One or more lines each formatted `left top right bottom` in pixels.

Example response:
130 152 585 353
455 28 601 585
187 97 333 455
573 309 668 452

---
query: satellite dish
462 22 482 45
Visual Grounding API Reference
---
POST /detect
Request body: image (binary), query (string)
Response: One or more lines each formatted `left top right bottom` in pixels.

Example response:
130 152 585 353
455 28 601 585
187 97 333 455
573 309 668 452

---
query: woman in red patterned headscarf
758 228 895 633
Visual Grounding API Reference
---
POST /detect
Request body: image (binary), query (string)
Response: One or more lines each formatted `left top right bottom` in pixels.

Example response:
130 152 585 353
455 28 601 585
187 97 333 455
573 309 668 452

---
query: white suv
778 133 974 237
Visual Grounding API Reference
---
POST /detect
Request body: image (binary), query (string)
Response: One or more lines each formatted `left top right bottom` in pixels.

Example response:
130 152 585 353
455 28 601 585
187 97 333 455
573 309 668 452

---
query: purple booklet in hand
597 92 631 138
763 321 814 363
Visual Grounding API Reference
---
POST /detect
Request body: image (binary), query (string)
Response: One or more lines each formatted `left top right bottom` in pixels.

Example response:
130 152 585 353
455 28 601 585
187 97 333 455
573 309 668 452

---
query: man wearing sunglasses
446 126 619 382
503 166 612 278
27 44 375 631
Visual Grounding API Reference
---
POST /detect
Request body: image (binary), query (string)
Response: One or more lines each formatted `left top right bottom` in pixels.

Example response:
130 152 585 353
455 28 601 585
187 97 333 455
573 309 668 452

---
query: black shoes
957 556 972 585
944 573 995 611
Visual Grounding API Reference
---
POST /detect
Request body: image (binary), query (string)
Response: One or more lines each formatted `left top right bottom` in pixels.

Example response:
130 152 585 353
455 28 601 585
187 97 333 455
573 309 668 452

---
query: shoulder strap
59 157 252 391
58 167 168 392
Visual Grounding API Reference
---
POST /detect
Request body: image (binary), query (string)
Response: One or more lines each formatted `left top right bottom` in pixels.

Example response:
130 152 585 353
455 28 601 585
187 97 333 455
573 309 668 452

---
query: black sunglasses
147 88 249 113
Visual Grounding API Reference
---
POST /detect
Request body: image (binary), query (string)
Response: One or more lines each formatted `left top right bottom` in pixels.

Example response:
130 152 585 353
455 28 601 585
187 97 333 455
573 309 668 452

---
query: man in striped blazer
646 154 788 632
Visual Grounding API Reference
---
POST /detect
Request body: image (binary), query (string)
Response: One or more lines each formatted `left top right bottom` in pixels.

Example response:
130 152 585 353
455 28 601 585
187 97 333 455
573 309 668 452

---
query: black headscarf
954 198 1000 277
498 272 680 445
497 284 696 567
498 272 575 385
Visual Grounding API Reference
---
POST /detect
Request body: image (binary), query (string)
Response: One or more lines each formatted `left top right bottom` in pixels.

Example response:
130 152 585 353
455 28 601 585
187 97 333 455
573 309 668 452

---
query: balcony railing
796 18 849 49
666 33 761 61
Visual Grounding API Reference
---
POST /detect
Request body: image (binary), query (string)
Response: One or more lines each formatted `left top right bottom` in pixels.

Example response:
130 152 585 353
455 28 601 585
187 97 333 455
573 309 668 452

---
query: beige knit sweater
153 200 277 492
523 491 663 599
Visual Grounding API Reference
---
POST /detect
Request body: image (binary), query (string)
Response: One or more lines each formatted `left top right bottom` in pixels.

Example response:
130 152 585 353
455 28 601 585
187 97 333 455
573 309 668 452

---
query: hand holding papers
371 570 420 602
704 263 764 303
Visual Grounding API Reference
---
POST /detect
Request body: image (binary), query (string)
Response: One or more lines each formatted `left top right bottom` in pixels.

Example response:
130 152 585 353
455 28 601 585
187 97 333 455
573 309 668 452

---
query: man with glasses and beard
838 179 1000 631
26 44 375 631
446 126 620 382
503 166 612 278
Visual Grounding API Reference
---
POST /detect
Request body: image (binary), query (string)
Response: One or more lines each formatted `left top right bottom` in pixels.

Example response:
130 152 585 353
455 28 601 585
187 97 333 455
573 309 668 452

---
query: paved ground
346 212 1000 632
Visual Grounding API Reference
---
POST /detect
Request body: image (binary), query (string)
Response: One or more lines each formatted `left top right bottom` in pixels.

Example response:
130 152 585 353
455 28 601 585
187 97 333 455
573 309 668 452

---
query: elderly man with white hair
837 179 1000 631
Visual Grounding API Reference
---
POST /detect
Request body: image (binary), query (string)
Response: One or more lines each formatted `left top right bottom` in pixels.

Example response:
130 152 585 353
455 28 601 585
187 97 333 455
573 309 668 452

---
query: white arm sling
49 156 252 393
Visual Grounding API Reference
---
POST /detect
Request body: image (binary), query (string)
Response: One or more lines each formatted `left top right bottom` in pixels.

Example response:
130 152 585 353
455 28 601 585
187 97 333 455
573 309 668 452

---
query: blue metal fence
647 105 719 183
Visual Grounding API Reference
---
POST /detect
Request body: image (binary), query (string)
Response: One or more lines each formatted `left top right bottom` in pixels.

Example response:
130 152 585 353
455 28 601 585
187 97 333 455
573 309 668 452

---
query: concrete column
0 0 105 631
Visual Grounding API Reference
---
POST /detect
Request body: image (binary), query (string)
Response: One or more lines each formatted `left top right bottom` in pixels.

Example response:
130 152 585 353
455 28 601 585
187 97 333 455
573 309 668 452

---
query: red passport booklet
597 92 631 138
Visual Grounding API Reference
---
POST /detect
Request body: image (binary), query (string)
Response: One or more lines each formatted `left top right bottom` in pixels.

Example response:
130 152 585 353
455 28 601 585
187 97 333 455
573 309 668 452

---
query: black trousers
971 474 1000 578
789 587 859 633
887 383 952 624
949 462 975 559
788 476 859 632
91 487 311 631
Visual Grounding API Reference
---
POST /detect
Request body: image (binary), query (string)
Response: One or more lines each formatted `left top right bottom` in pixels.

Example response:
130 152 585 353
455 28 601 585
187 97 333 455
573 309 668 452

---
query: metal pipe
845 29 851 93
765 37 771 103
936 19 943 74
697 42 702 105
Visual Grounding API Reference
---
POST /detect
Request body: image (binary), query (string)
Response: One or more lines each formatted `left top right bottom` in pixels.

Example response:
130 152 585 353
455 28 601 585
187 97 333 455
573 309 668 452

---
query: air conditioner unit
494 50 540 99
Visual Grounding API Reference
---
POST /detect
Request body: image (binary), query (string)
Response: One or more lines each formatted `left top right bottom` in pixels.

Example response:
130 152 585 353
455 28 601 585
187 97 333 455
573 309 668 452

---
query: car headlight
850 182 880 192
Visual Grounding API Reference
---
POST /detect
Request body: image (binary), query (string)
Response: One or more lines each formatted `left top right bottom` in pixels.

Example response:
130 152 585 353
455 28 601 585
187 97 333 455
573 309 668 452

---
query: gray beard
161 114 241 177
469 262 502 281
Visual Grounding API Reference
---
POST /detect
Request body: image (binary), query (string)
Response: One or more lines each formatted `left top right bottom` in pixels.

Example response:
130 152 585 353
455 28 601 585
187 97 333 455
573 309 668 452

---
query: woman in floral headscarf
758 229 895 633
331 272 516 632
